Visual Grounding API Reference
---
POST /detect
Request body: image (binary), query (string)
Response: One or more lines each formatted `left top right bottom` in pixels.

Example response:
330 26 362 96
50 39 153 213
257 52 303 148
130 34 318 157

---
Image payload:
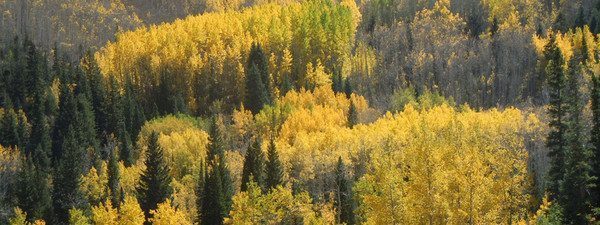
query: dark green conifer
241 138 265 191
265 139 284 190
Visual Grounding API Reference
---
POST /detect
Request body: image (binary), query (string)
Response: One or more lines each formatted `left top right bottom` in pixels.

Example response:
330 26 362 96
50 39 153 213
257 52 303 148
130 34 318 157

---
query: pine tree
119 130 134 167
332 72 344 94
574 7 585 29
561 58 596 224
52 83 77 162
592 74 600 210
17 156 52 223
206 116 233 217
334 157 356 225
108 143 121 207
195 161 206 225
344 78 353 99
75 94 100 167
265 139 284 190
201 163 225 225
1 107 21 148
27 86 51 169
241 138 265 191
82 51 109 141
545 34 568 199
53 125 86 223
123 76 145 143
348 100 358 128
245 63 269 115
136 131 173 222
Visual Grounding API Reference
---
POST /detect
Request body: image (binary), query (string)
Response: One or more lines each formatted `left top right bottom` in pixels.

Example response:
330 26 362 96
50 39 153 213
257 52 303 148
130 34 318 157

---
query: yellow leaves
354 105 536 224
305 61 332 89
91 196 144 225
80 162 109 205
227 182 334 224
150 199 193 225
158 128 209 179
69 208 91 225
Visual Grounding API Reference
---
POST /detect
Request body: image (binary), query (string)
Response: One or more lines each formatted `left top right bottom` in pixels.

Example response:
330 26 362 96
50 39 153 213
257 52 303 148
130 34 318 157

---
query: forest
1 0 600 224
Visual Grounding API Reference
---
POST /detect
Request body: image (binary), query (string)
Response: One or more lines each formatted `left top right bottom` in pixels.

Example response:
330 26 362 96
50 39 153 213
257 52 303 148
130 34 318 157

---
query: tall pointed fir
81 51 110 141
1 106 21 148
136 131 173 222
265 138 284 190
560 57 595 224
348 100 358 128
335 157 356 225
545 34 569 199
241 138 265 191
245 43 271 114
52 125 86 223
52 82 77 162
27 81 51 169
75 93 100 168
201 162 225 225
592 73 600 210
108 142 121 207
201 116 233 221
344 78 353 99
17 156 52 223
195 160 206 224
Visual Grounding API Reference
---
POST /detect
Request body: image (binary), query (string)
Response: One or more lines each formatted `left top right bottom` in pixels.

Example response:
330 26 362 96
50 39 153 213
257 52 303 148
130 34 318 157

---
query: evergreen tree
195 161 206 225
1 107 21 148
123 76 145 143
17 156 52 223
201 163 225 225
560 58 595 224
332 72 344 94
348 100 358 128
53 125 86 223
545 34 568 199
136 131 173 222
241 138 265 191
27 83 51 169
334 157 356 225
592 74 600 210
265 139 284 190
108 143 121 207
574 7 585 29
82 51 109 141
75 94 100 167
245 63 269 114
344 78 353 99
206 116 234 217
119 130 134 167
52 83 77 162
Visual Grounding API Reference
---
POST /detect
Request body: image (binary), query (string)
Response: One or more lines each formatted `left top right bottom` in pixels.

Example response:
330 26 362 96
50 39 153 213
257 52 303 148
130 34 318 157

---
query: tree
1 107 21 148
344 78 353 99
545 34 568 199
108 144 121 207
245 63 270 115
560 58 595 224
348 100 358 128
241 138 265 191
136 131 173 222
150 199 192 225
332 72 344 94
26 92 51 169
53 125 86 223
201 163 225 225
592 74 600 209
334 157 355 225
52 83 77 162
16 156 52 223
68 208 90 225
265 139 284 190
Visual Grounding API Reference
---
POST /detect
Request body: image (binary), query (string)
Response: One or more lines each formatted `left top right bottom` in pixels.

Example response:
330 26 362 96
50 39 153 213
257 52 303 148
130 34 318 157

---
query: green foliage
545 34 568 199
335 157 355 225
241 138 265 191
201 164 225 225
16 157 51 223
53 126 86 223
265 139 284 190
136 131 173 221
348 100 358 128
68 208 90 225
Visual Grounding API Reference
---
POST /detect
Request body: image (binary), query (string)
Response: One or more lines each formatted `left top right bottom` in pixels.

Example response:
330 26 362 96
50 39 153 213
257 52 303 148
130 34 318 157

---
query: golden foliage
150 199 193 225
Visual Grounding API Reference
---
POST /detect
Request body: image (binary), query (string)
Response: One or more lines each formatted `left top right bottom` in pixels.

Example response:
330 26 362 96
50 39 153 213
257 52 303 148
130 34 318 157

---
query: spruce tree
108 143 121 207
592 74 600 209
348 100 358 128
75 94 100 167
334 157 356 225
52 125 86 223
344 78 353 99
545 34 568 199
241 138 265 191
561 58 595 224
332 72 344 94
27 87 51 169
52 83 77 162
195 161 206 224
17 156 52 223
265 139 284 190
206 116 234 216
82 51 109 140
136 131 173 222
1 107 21 148
201 163 225 225
245 63 269 114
